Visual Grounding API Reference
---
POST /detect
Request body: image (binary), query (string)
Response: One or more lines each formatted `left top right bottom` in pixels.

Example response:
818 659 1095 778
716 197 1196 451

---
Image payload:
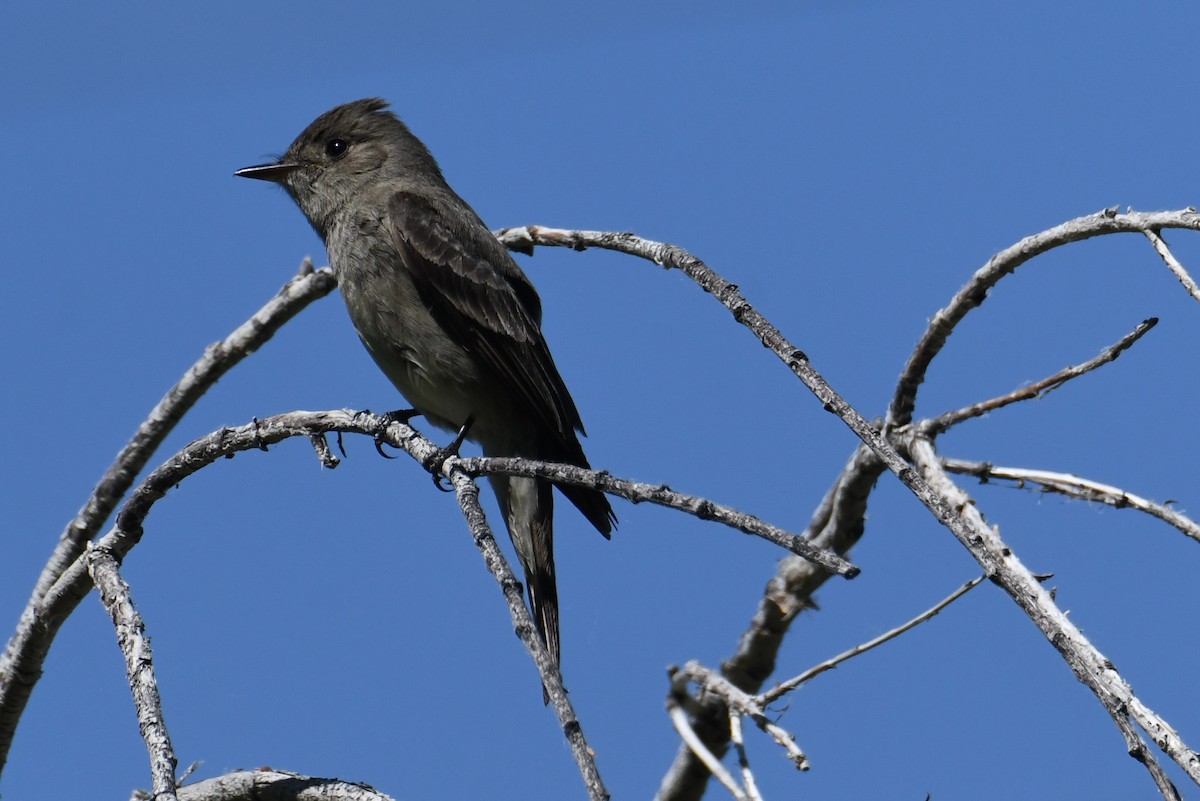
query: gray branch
920 317 1157 436
442 466 610 800
942 458 1200 544
908 436 1189 798
131 768 397 801
492 220 1200 800
886 207 1200 429
88 546 179 801
13 405 847 800
456 457 859 577
0 261 336 774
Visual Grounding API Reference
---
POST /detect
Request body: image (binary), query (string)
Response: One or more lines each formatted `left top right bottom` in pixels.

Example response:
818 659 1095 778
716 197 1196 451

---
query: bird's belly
337 274 485 434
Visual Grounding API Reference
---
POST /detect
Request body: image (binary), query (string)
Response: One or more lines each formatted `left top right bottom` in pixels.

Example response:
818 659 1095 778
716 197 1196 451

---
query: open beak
234 161 304 183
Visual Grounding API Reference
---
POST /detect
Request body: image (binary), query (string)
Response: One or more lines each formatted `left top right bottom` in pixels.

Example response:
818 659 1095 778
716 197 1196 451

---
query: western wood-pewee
236 98 615 674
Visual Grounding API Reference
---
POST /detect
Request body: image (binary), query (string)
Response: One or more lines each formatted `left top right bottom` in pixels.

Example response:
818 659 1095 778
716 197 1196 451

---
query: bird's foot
422 415 475 492
374 408 421 459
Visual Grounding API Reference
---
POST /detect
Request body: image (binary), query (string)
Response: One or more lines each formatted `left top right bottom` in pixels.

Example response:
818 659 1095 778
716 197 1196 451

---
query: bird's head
236 97 442 237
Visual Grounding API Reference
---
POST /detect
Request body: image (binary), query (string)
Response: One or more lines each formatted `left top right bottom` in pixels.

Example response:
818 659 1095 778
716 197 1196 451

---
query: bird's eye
325 139 348 159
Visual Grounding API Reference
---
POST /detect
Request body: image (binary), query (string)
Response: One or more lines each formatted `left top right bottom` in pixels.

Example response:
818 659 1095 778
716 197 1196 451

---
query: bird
235 98 615 683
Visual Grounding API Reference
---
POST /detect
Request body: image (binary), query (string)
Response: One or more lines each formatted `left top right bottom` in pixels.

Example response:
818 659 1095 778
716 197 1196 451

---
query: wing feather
386 190 583 441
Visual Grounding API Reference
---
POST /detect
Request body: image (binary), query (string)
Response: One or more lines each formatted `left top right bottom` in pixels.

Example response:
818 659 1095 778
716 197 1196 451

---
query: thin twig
942 458 1200 544
884 207 1200 428
307 432 341 468
1144 228 1200 304
921 318 1157 436
43 260 333 599
728 714 764 801
674 662 809 772
457 456 858 577
31 411 424 696
654 443 880 801
761 575 985 704
667 693 747 801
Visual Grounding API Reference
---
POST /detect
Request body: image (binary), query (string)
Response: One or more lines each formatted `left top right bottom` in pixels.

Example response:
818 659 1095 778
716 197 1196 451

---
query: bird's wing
386 189 584 440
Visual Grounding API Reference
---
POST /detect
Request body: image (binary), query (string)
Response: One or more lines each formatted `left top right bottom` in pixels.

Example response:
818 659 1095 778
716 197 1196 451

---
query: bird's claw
373 408 421 459
422 415 475 492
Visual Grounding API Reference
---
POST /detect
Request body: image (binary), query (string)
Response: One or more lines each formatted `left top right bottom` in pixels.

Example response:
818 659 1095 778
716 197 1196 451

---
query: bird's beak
234 161 304 183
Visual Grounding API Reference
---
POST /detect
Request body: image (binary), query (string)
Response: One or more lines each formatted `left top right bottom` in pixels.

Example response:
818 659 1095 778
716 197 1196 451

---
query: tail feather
545 433 617 538
524 481 560 666
487 432 614 701
489 474 561 665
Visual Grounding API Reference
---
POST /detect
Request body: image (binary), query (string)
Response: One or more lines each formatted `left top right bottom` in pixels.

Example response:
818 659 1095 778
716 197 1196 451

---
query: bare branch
443 466 610 800
19 404 848 800
671 662 809 773
666 688 747 801
1112 716 1183 801
504 225 1151 800
132 767 399 801
761 575 985 704
943 458 1200 544
572 210 1200 800
884 207 1200 428
921 318 1157 436
727 715 764 801
47 260 335 598
457 456 859 578
87 545 178 801
34 411 427 649
0 261 336 773
908 436 1200 789
307 433 341 468
491 228 985 603
1144 228 1200 304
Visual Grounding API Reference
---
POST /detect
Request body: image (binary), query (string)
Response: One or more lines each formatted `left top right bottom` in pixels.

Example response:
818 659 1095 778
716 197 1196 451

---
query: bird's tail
487 435 614 701
490 473 561 668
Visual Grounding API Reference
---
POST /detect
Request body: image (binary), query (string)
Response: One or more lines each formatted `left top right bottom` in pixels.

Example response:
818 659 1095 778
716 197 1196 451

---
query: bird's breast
327 225 489 434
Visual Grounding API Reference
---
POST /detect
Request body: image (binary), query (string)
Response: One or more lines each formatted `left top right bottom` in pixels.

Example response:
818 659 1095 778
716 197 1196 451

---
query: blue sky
4 2 1200 799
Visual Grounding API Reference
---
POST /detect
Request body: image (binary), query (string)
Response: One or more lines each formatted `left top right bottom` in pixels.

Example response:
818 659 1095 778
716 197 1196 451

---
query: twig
728 714 764 801
43 260 333 599
942 459 1200 544
86 545 178 801
307 432 341 468
884 207 1200 428
457 456 858 578
654 443 881 801
27 410 424 725
920 318 1157 436
586 209 1200 801
1144 228 1200 304
761 575 985 704
667 691 747 801
673 662 809 772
